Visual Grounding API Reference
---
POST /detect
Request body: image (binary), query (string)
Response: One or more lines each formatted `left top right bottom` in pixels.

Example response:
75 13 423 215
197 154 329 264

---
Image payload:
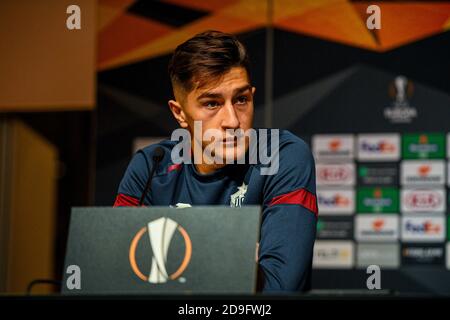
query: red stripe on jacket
268 188 318 217
114 193 140 207
167 163 182 173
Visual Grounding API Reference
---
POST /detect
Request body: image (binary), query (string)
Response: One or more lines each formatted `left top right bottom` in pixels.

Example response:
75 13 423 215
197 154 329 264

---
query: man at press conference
113 30 318 292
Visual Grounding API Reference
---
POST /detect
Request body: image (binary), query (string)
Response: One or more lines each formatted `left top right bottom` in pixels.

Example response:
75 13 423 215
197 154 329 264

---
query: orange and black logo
129 217 192 283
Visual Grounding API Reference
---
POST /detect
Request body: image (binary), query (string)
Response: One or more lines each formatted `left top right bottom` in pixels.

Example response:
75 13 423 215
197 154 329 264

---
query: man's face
170 67 255 167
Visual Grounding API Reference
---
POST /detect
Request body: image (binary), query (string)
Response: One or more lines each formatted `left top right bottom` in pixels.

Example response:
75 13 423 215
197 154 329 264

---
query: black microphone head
153 147 164 162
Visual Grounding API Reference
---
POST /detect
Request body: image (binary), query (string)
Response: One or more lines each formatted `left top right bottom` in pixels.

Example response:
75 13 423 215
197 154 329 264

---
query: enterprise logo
401 160 445 186
312 134 354 160
355 215 399 241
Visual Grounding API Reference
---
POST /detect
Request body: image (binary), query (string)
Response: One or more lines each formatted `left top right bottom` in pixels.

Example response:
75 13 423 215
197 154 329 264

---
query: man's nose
220 101 240 129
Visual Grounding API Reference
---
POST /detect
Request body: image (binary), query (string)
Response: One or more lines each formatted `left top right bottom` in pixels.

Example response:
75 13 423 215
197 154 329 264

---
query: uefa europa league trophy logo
384 75 417 123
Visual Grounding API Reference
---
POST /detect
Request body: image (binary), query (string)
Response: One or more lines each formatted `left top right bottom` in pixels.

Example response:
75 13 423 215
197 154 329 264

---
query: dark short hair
168 30 251 94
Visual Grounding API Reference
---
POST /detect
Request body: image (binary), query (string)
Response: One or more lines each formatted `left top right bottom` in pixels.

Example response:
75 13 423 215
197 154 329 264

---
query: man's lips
223 136 244 145
222 140 237 146
223 135 244 142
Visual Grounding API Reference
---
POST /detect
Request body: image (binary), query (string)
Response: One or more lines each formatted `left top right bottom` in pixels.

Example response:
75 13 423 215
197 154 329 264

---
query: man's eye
235 96 248 105
204 101 220 109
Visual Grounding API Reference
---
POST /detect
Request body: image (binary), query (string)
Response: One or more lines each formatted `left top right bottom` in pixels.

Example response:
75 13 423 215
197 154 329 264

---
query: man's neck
194 162 226 175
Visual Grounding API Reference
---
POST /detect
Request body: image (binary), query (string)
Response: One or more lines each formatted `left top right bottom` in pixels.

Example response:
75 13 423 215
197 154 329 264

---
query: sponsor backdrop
312 133 449 294
95 1 450 294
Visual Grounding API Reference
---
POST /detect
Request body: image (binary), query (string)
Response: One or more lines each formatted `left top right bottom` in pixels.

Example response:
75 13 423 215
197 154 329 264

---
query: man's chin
217 147 247 164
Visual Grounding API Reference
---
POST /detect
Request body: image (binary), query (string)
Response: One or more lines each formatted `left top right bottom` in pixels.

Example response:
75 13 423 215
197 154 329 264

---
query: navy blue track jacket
114 129 318 292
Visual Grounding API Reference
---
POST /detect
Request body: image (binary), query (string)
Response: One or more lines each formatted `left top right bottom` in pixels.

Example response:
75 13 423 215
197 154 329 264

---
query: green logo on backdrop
317 219 324 232
359 166 368 177
402 133 445 159
447 216 450 240
357 187 399 213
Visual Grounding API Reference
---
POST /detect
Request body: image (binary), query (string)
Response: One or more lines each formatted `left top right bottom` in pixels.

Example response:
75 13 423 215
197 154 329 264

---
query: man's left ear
251 87 256 95
168 100 189 128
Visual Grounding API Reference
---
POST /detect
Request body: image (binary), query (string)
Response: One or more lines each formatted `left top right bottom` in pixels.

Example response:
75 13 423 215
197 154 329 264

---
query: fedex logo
357 134 400 161
317 189 354 215
401 215 445 242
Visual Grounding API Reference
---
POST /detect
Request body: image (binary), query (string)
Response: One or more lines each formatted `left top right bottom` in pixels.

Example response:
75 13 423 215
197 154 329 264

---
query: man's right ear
168 100 188 128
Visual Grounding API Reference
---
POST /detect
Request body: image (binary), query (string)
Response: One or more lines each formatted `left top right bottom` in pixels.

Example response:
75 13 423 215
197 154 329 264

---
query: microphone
139 147 164 206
